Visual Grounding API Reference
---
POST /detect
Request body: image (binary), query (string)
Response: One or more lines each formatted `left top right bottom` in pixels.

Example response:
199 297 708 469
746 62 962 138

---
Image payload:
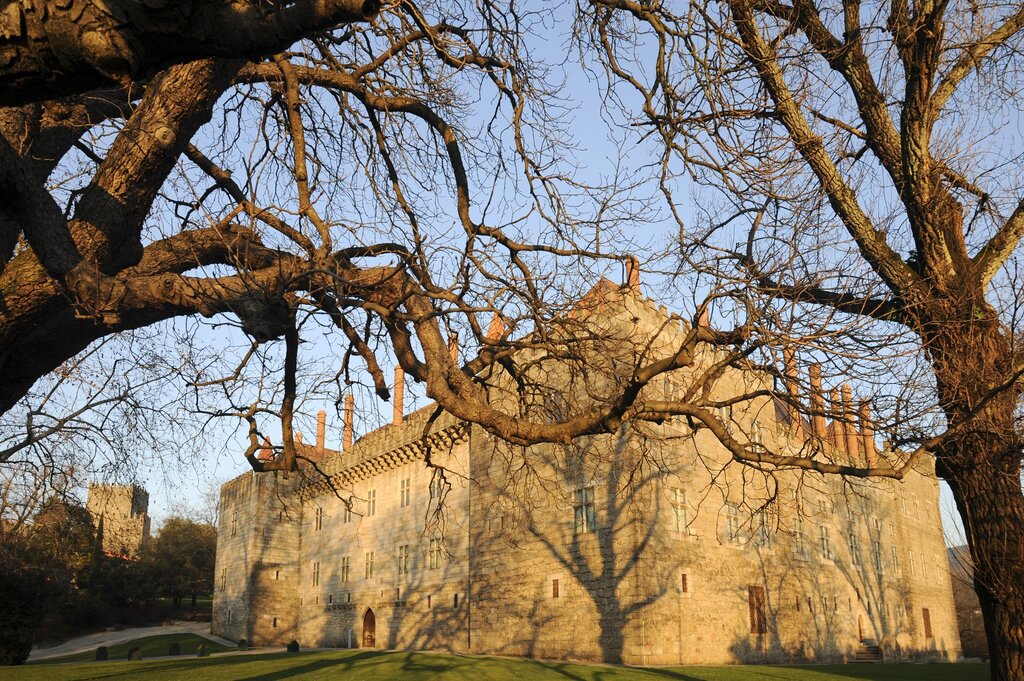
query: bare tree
1 6 750 482
584 0 1024 677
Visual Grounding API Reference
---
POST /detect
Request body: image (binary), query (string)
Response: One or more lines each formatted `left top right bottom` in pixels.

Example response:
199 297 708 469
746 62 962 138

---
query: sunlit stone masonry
213 274 960 665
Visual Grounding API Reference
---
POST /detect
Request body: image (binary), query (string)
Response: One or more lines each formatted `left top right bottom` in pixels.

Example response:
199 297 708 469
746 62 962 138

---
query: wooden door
362 608 376 647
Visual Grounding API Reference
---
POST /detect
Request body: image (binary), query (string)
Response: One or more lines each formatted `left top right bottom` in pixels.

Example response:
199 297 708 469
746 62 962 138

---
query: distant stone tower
86 483 152 558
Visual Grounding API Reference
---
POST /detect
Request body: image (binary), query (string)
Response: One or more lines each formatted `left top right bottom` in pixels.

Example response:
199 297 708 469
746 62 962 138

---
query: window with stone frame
340 556 350 582
848 531 861 565
890 546 901 574
573 486 596 534
365 551 374 579
344 502 352 523
312 561 320 586
754 510 773 549
231 511 237 537
429 475 444 499
367 490 377 516
400 478 411 508
792 519 809 559
672 488 689 534
397 544 410 575
724 504 743 545
429 538 442 569
314 506 323 531
819 524 833 560
872 540 884 573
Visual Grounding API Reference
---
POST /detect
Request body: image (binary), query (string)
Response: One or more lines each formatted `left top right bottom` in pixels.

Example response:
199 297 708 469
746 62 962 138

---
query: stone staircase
852 642 883 662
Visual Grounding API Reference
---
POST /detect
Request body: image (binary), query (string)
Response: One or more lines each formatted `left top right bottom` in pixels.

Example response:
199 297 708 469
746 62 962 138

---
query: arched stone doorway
362 608 376 648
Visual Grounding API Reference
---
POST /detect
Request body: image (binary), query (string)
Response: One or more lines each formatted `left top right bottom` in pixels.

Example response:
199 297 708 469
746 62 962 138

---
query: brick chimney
842 384 859 459
344 394 354 451
828 388 842 451
316 409 326 455
859 400 877 467
393 366 404 426
783 347 801 433
809 363 826 439
487 312 505 340
626 256 640 289
448 333 459 364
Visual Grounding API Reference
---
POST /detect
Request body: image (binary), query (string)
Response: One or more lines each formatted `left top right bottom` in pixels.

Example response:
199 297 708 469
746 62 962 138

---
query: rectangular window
312 561 320 586
748 586 767 634
367 490 377 517
220 567 227 590
314 506 323 531
755 511 772 549
819 524 833 560
427 594 432 608
365 551 375 579
343 503 352 523
400 478 411 508
922 607 933 638
398 544 410 575
792 520 808 558
272 617 278 628
552 579 560 599
454 593 459 608
231 511 238 537
725 504 742 544
429 475 444 499
909 549 917 577
328 593 333 604
429 538 441 569
872 540 883 572
750 420 763 444
574 486 596 534
912 493 920 519
891 546 901 574
848 531 861 565
680 573 688 594
340 556 350 582
673 488 689 534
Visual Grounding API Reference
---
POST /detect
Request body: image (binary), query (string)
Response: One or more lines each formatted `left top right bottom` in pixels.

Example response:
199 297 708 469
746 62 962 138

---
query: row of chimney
783 348 878 467
303 314 506 455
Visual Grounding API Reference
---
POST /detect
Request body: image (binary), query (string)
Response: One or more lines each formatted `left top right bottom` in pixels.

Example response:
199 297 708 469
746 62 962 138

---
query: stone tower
86 482 152 558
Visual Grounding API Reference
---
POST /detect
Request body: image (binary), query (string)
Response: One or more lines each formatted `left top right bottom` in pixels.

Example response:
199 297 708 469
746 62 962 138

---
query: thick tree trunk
947 467 1024 680
928 314 1024 681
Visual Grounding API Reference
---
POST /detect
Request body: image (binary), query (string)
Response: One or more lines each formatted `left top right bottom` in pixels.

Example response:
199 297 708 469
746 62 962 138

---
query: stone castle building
86 482 151 558
213 277 961 665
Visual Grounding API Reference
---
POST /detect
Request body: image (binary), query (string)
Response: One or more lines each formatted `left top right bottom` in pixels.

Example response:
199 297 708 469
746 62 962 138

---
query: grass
6 649 990 681
28 633 233 664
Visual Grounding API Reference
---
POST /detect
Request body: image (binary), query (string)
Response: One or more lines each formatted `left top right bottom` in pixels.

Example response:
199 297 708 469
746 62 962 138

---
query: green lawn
28 633 233 664
6 649 990 681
